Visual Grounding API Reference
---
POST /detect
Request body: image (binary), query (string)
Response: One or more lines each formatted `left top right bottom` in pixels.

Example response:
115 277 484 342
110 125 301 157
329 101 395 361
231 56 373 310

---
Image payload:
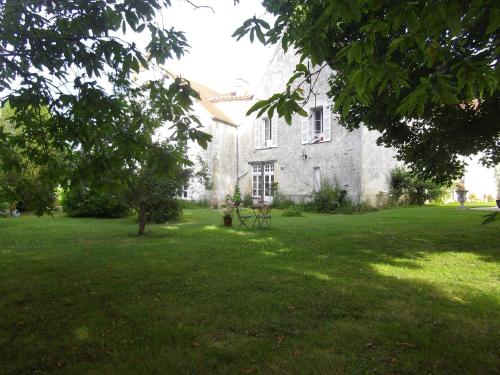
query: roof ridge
160 69 237 126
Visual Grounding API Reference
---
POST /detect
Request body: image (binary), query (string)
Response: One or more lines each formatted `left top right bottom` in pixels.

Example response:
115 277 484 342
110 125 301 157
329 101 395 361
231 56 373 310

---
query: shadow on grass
0 207 498 374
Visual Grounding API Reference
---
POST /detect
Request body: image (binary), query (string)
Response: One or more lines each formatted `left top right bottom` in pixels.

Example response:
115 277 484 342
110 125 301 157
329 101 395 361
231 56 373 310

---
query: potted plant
455 180 468 208
219 195 235 227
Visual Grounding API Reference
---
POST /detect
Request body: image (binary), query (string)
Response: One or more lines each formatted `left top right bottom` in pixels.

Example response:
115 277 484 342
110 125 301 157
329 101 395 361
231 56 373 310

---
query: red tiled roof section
188 81 237 127
161 69 237 127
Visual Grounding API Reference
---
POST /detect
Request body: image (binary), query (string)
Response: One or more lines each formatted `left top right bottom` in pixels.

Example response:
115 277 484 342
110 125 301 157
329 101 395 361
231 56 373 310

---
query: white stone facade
236 48 398 205
162 47 497 206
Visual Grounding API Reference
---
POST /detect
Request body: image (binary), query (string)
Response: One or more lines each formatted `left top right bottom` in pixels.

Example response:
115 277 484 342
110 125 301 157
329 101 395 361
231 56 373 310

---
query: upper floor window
301 103 332 144
255 117 277 149
312 108 323 139
264 118 272 141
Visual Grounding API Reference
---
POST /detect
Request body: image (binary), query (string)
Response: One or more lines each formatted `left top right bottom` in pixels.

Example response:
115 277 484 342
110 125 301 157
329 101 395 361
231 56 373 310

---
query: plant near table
218 195 235 226
242 193 253 208
233 185 242 207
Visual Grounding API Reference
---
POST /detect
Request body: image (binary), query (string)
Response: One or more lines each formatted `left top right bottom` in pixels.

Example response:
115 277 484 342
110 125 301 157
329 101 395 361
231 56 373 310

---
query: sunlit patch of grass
203 225 220 231
249 237 277 244
262 250 278 257
303 270 332 281
162 225 179 230
75 326 90 341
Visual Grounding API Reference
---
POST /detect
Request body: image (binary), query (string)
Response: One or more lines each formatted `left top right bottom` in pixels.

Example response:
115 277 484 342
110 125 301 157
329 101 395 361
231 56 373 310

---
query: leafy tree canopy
0 0 210 207
0 103 61 214
235 0 500 182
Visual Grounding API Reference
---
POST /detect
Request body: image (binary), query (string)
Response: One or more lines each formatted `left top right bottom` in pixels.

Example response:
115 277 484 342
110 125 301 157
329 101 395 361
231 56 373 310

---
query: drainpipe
236 125 239 187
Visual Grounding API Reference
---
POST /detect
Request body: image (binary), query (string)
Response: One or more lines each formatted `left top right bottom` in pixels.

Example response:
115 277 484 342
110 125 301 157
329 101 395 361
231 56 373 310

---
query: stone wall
186 121 237 202
237 47 365 202
360 127 400 205
168 102 237 203
236 47 402 205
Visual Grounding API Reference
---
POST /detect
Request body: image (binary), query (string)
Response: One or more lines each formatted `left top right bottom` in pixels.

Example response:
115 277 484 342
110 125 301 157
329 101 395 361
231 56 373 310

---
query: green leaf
486 8 500 34
136 23 146 33
255 26 266 44
405 10 419 32
246 100 269 116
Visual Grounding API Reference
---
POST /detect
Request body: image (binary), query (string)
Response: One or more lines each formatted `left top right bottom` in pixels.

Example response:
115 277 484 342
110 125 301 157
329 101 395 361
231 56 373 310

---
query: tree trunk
138 206 147 235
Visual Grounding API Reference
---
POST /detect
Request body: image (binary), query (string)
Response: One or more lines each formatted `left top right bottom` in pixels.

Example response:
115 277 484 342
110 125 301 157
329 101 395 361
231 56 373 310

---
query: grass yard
0 207 499 374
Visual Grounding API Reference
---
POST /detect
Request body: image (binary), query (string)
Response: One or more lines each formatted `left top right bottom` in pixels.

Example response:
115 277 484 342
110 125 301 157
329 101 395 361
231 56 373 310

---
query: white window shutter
323 104 331 141
271 116 278 147
301 113 309 144
254 119 261 149
307 111 313 143
261 118 266 147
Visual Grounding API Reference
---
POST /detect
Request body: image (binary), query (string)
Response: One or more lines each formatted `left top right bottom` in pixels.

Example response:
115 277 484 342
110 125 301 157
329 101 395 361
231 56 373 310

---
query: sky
157 0 276 93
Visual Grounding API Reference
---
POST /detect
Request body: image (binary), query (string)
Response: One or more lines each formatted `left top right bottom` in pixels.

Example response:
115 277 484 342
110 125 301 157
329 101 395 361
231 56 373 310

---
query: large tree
0 0 210 214
0 104 61 214
235 0 500 182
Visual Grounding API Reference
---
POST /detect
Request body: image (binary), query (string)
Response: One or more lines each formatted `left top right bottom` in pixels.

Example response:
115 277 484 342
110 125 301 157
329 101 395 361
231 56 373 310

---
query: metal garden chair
252 204 272 229
236 205 254 229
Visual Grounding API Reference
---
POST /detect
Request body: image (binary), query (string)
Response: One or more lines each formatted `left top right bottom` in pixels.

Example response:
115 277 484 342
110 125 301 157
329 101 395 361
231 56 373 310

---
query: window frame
313 107 323 135
252 163 275 199
264 118 272 141
252 165 263 198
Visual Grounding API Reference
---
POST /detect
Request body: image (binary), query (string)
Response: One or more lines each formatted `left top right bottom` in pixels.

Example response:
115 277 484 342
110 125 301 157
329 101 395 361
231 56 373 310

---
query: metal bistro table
250 205 272 230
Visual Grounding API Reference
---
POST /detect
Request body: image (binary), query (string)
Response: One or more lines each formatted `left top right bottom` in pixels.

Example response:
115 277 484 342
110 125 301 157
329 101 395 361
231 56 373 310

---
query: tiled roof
210 93 254 103
162 69 237 127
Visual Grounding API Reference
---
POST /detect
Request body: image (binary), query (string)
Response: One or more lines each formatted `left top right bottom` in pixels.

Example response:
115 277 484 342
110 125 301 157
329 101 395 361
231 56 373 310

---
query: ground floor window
264 164 275 198
252 165 263 198
252 163 275 199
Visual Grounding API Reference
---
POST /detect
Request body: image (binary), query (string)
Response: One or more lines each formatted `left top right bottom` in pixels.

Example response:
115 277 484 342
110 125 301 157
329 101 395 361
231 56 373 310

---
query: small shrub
62 186 130 218
389 167 448 206
273 195 295 209
242 193 253 207
389 167 411 205
282 207 303 217
148 198 181 223
311 178 351 213
233 185 242 206
408 178 447 205
271 182 295 208
297 199 315 212
178 199 210 209
343 201 379 214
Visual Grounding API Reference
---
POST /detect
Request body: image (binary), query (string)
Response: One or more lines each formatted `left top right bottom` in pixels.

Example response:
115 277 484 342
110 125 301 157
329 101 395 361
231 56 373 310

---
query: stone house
236 48 398 205
170 47 398 206
155 78 242 202
166 48 498 205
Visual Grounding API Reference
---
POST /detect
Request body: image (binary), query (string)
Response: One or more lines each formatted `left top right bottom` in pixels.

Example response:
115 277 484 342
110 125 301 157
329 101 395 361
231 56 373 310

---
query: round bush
62 186 130 218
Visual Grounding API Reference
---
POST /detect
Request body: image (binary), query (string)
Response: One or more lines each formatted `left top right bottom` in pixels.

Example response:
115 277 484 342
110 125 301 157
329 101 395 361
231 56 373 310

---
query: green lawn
0 207 499 374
